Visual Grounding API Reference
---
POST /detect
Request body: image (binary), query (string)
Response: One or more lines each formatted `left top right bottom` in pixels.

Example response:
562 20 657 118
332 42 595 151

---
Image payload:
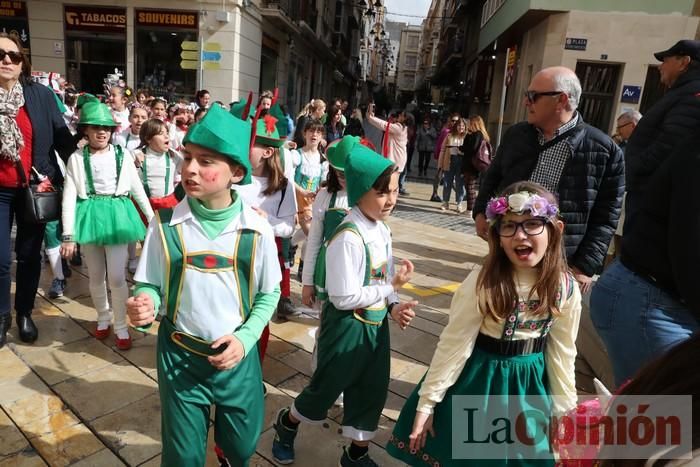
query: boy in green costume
271 144 419 466
126 104 281 467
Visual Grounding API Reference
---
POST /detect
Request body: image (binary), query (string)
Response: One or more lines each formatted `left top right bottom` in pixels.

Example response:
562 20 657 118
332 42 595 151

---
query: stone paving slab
0 180 478 466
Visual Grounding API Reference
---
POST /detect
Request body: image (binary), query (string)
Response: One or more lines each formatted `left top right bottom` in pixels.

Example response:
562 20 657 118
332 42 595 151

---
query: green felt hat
230 91 253 121
326 135 359 172
253 115 286 148
183 104 253 185
76 93 99 110
78 102 117 127
345 145 394 207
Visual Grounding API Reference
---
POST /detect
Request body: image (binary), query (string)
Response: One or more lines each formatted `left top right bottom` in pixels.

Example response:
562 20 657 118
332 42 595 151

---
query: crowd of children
40 81 674 467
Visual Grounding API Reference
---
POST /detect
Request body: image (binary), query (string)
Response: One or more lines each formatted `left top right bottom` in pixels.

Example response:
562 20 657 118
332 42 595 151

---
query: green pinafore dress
386 278 574 467
74 145 147 245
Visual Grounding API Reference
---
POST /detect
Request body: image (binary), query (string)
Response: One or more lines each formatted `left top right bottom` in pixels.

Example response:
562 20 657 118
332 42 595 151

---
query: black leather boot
0 314 10 349
16 314 38 343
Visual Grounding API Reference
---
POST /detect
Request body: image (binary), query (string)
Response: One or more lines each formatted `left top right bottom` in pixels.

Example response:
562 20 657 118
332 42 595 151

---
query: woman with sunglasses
0 33 75 348
428 113 460 203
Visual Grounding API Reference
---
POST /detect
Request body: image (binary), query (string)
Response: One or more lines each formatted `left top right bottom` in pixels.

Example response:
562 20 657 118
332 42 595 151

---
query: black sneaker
339 447 379 467
48 278 66 299
61 258 72 278
272 408 298 464
277 297 301 318
430 194 442 202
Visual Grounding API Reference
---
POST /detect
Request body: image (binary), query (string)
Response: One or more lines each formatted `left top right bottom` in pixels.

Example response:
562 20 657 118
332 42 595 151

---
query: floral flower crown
485 191 559 222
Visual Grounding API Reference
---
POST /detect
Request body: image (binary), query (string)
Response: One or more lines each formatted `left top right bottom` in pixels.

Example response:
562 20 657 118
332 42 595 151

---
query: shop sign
0 0 26 17
621 85 641 104
564 37 587 51
0 1 30 56
135 9 197 30
64 6 126 33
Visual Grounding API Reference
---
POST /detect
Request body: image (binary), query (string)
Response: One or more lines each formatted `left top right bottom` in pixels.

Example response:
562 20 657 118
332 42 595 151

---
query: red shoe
115 335 132 350
94 325 111 340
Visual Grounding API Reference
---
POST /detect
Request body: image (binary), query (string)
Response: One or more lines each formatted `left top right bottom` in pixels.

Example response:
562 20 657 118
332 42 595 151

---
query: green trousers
157 318 264 467
293 305 391 438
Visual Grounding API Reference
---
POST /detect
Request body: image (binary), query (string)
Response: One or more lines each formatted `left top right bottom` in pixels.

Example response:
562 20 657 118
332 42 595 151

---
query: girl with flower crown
387 181 582 466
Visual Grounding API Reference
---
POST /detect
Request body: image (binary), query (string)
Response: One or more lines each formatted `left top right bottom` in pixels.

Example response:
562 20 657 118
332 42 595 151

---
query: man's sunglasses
0 49 22 65
524 90 562 103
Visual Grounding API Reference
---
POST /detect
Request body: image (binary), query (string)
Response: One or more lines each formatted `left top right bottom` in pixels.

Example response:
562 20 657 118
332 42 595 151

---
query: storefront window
135 9 198 102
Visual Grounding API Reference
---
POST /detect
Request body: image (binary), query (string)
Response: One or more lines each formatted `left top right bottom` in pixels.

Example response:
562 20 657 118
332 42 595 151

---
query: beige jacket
437 133 465 171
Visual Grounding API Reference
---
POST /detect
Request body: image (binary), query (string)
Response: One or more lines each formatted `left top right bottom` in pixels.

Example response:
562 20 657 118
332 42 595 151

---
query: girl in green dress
387 181 582 466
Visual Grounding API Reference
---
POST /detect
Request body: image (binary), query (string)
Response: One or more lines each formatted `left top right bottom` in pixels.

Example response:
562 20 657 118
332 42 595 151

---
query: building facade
395 24 421 99
0 0 365 114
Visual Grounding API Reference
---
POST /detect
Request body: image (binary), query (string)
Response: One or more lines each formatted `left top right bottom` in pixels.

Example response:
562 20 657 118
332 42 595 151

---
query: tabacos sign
64 6 126 33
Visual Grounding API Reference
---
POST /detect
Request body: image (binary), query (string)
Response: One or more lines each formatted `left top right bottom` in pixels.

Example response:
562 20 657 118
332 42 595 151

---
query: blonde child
126 104 281 466
108 85 133 133
272 144 417 467
113 104 149 152
60 102 154 350
387 181 582 466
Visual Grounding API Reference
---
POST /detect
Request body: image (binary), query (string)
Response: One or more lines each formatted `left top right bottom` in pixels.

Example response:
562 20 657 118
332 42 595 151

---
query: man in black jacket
590 40 700 387
473 66 625 292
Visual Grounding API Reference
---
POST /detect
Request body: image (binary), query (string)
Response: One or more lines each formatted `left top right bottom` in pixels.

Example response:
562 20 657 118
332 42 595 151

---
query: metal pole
198 26 204 90
496 47 510 148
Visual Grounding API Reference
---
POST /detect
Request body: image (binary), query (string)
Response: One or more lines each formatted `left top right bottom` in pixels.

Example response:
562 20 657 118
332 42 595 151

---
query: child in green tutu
386 181 582 466
60 102 154 351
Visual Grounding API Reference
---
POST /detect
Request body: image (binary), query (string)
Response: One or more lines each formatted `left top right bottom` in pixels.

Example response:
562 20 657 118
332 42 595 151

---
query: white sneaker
457 202 467 214
441 202 449 211
128 259 138 274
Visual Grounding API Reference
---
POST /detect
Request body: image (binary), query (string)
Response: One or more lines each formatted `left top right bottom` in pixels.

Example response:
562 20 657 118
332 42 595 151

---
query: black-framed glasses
0 49 23 65
497 218 548 237
524 90 562 103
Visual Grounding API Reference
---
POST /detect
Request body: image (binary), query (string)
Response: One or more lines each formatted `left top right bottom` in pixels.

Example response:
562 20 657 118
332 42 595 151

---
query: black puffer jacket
621 133 700 313
474 116 625 276
624 67 700 229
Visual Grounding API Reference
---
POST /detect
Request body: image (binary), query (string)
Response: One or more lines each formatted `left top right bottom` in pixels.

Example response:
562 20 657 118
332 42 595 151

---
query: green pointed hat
345 145 394 207
230 91 253 121
183 104 253 185
269 103 288 138
326 135 359 172
76 93 99 110
253 114 286 148
78 102 117 127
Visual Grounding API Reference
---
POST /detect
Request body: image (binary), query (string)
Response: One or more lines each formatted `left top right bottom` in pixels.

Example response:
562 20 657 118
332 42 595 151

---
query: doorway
65 34 126 95
575 61 622 133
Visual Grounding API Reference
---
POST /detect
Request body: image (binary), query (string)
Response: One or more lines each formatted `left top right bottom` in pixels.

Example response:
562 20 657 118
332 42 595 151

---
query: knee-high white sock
46 246 64 281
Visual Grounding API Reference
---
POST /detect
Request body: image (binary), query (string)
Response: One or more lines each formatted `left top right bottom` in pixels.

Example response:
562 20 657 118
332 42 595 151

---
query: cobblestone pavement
0 179 486 466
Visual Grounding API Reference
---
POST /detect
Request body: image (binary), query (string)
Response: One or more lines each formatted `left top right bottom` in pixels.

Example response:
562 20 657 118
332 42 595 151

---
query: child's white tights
45 246 64 281
83 244 129 338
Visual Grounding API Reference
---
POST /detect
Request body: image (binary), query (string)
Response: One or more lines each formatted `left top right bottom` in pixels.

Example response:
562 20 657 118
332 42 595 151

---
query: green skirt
75 196 147 245
387 346 554 467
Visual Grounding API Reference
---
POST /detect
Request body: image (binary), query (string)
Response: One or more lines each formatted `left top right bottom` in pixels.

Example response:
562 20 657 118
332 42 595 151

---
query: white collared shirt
326 208 399 310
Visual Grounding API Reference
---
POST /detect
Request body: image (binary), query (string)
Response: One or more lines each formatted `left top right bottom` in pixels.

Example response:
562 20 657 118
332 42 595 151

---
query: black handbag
15 161 61 224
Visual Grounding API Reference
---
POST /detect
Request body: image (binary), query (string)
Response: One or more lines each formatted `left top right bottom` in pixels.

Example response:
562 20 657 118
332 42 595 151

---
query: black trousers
0 187 46 317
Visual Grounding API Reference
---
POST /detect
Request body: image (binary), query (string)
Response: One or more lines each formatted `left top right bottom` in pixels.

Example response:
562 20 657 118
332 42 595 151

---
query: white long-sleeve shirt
234 176 297 238
62 145 154 237
326 208 399 310
416 267 582 416
301 188 349 286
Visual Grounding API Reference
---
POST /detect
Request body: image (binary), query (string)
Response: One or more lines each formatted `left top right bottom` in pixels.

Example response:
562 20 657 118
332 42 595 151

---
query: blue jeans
0 187 46 318
442 154 464 204
590 259 700 387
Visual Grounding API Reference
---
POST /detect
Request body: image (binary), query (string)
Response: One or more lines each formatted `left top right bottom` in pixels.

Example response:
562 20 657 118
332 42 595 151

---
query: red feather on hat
271 88 279 106
263 114 277 135
241 91 254 121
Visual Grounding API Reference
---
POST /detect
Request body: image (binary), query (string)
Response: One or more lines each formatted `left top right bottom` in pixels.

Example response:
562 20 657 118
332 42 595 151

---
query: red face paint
205 173 218 183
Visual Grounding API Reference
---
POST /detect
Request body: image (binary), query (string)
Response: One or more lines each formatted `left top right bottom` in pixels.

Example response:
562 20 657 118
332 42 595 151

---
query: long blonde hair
297 98 326 119
468 115 490 143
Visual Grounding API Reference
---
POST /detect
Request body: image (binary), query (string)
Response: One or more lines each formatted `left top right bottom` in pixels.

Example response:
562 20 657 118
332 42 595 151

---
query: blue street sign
621 85 641 104
202 51 221 62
